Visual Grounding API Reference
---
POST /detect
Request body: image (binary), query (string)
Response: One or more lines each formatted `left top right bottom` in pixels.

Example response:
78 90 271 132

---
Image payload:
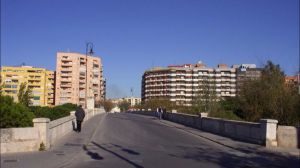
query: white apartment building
142 62 237 106
123 97 141 106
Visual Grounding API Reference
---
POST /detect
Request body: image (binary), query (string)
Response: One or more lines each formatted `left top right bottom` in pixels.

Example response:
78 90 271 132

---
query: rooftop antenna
130 87 134 97
86 42 94 56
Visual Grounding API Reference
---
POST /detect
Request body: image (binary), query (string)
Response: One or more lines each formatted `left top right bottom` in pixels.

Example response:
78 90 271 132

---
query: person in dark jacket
75 105 85 132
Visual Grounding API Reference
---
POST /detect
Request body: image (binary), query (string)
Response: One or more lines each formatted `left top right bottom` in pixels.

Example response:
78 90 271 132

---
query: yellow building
0 66 55 106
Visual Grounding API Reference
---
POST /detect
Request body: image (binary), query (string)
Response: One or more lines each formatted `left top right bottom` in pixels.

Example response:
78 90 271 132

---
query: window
33 96 40 100
4 85 17 88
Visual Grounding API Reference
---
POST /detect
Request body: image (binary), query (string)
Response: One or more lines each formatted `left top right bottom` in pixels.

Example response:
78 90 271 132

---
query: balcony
92 79 99 84
61 62 72 67
61 57 72 62
61 68 72 73
79 92 85 98
61 73 72 77
61 78 72 82
60 84 72 88
60 94 71 98
79 67 86 73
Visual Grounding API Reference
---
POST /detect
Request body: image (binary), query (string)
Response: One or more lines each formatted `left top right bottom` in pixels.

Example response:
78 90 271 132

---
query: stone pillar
260 119 278 147
198 113 208 129
33 118 50 149
70 111 76 132
199 113 208 118
87 97 95 110
70 111 75 117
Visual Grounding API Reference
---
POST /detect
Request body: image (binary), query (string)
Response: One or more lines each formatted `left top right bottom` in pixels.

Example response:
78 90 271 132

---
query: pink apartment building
55 52 105 107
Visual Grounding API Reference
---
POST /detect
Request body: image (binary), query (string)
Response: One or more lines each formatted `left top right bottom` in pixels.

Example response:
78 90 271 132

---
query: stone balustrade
0 108 105 154
130 110 299 149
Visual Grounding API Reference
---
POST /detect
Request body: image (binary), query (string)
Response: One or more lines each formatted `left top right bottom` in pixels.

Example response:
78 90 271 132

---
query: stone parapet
0 108 105 154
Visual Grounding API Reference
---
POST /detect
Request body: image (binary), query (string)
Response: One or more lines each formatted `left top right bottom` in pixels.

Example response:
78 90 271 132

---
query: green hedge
0 96 35 128
29 103 78 121
0 95 78 128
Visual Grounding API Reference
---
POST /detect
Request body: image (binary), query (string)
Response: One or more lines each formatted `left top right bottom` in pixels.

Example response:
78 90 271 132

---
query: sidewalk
0 114 106 168
156 118 300 157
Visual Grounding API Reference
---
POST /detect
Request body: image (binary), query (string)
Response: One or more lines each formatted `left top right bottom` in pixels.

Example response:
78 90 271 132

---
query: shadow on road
91 141 144 168
168 145 300 168
83 145 103 160
111 143 140 155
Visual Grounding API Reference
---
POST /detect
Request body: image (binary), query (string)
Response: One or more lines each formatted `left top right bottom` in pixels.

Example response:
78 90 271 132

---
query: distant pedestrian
75 105 85 132
158 107 162 120
162 108 166 119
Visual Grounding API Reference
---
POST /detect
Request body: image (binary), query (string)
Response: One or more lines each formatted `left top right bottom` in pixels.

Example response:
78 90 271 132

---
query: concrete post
199 113 208 118
260 119 278 147
70 111 76 131
33 118 50 149
70 111 75 117
198 113 208 129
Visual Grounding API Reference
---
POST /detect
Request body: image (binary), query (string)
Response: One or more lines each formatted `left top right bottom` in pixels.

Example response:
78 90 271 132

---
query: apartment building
142 62 237 106
234 64 262 93
285 75 299 85
55 52 105 107
123 97 141 106
110 97 141 106
0 66 55 106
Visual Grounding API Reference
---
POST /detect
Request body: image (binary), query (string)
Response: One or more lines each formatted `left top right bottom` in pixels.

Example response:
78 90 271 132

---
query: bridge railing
0 108 105 154
129 110 299 149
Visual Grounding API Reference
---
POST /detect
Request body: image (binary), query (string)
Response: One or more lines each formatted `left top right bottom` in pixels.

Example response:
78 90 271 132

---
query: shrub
30 103 78 121
0 96 35 128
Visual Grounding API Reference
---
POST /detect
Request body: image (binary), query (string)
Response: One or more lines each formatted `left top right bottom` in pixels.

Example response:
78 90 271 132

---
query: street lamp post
86 42 94 109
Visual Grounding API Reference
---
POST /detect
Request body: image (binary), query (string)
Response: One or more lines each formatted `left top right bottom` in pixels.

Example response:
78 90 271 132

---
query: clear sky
1 0 299 98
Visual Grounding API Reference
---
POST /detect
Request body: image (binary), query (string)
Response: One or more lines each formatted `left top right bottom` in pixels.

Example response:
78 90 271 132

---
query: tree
0 95 35 128
141 98 176 111
99 100 114 112
193 76 219 115
236 61 300 125
118 100 130 112
17 82 32 107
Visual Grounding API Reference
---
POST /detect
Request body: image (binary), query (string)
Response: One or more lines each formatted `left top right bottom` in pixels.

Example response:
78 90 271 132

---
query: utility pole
85 42 94 108
130 87 133 97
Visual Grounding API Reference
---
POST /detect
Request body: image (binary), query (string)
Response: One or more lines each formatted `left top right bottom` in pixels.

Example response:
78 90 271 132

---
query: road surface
1 113 299 168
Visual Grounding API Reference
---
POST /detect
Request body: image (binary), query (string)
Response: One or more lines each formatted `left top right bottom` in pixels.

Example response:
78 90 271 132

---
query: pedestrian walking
75 105 85 132
162 108 166 119
158 107 162 120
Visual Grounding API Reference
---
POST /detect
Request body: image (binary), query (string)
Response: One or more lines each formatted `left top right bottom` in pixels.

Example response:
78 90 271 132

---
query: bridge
1 112 299 168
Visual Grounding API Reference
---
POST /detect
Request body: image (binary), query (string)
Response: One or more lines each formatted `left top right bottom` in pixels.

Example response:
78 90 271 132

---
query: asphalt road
1 113 299 168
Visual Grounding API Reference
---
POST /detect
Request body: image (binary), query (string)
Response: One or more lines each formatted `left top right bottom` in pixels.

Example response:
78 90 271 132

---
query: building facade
123 97 141 106
142 62 237 106
285 75 299 85
55 52 105 107
0 66 55 106
234 64 262 93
